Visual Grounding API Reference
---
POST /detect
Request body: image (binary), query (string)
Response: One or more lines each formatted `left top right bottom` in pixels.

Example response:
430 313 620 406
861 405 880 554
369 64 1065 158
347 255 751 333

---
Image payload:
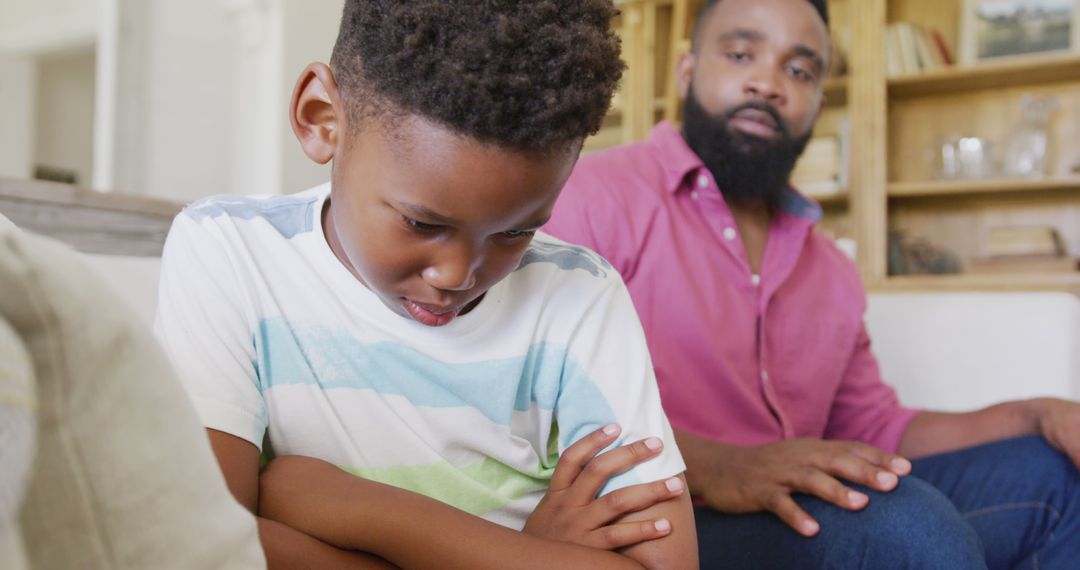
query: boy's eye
500 229 536 239
404 217 442 233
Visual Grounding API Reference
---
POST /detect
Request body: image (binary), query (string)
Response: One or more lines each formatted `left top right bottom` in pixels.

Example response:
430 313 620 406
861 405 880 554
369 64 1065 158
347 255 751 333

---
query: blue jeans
696 436 1080 569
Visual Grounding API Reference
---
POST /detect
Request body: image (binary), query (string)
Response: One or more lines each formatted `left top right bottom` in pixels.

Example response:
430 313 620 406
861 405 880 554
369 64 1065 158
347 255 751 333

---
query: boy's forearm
259 455 646 569
258 516 396 569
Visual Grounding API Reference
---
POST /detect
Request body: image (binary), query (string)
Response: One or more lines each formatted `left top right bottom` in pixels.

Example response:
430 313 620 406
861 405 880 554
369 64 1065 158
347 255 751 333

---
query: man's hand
677 433 911 537
524 424 686 550
1032 398 1080 467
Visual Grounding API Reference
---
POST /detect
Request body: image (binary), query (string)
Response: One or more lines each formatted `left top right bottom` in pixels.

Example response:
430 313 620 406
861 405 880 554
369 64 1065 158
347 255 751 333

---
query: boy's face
324 115 578 327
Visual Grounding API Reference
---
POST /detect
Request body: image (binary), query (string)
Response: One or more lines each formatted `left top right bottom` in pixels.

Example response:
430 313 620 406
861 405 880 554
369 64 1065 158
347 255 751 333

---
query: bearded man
544 0 1080 567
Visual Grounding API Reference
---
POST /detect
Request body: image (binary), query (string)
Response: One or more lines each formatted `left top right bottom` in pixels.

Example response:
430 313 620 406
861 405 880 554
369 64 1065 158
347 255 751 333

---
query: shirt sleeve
823 320 921 453
153 213 268 449
554 269 686 495
544 166 638 279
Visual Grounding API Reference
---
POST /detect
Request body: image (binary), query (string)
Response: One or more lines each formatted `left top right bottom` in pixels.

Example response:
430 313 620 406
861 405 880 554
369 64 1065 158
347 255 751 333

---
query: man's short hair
691 0 830 51
329 1 625 153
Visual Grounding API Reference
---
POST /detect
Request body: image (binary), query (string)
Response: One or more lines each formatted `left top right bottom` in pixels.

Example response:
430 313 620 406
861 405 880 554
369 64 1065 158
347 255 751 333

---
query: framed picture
960 0 1080 64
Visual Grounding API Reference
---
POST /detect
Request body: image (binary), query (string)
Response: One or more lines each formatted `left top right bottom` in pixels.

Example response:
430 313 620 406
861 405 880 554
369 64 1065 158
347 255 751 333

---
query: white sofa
82 253 1080 414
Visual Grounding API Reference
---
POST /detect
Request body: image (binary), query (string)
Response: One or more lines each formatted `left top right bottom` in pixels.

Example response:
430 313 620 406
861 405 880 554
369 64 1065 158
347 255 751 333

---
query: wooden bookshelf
883 272 1080 293
889 177 1080 199
889 54 1080 99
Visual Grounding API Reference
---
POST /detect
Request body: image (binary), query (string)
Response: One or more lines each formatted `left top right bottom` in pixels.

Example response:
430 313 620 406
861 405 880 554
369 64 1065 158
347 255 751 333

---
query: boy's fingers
765 492 820 537
548 424 621 491
567 437 663 504
583 477 685 527
589 518 673 550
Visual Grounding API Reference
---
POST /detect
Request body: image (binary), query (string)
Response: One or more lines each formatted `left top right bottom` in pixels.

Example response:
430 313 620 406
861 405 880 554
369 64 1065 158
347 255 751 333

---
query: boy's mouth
401 298 461 327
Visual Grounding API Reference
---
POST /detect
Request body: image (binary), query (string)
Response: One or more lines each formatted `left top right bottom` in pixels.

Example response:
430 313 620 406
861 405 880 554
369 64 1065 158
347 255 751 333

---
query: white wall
278 0 341 194
0 55 36 179
0 0 98 54
34 50 97 186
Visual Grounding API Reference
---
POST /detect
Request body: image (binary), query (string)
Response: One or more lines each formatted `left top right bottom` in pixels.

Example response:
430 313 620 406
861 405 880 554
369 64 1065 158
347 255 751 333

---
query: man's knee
813 477 985 567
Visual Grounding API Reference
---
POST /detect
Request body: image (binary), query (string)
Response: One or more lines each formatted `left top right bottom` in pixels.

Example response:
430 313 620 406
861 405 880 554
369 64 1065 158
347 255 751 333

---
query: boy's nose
422 249 481 292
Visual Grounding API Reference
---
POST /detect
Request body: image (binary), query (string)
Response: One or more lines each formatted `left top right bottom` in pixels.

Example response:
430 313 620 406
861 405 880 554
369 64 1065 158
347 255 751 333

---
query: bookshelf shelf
879 272 1080 293
888 177 1080 199
888 54 1080 99
823 76 848 106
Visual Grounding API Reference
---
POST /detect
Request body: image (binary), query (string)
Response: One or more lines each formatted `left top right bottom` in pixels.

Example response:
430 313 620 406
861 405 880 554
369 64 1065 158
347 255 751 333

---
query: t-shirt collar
646 120 823 223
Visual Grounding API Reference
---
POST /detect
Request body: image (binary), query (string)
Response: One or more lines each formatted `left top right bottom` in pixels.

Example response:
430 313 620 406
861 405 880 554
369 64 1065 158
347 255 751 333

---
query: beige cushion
0 220 265 569
0 315 34 570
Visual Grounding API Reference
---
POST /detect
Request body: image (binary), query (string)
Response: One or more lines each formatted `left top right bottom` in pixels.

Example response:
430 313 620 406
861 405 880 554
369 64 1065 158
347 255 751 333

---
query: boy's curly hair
330 0 625 152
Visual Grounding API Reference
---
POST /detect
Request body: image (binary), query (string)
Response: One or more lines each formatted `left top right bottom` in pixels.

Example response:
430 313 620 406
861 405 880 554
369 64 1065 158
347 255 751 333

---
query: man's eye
727 51 751 62
789 66 814 81
404 217 441 233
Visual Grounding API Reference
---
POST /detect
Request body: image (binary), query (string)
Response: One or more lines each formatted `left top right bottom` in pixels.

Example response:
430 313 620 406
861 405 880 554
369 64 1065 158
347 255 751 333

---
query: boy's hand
523 424 685 550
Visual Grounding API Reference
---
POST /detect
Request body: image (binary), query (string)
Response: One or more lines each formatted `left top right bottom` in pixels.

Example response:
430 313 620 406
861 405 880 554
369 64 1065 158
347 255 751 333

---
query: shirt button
697 174 709 189
690 190 699 201
723 227 737 241
761 371 770 382
751 274 761 287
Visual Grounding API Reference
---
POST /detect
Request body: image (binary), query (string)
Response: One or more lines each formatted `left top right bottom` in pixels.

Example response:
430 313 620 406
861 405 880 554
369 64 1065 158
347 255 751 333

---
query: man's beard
681 86 812 212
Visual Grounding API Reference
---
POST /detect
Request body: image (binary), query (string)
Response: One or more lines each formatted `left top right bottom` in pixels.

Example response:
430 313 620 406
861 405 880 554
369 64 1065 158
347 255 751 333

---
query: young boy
154 1 696 568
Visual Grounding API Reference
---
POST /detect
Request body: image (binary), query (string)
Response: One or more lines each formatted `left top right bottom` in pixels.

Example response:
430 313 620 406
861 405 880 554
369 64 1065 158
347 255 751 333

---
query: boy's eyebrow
394 200 460 225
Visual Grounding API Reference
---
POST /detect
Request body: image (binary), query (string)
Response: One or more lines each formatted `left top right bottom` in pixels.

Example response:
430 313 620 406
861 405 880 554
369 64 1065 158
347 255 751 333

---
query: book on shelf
984 225 1066 258
886 22 953 77
968 255 1079 275
792 120 850 199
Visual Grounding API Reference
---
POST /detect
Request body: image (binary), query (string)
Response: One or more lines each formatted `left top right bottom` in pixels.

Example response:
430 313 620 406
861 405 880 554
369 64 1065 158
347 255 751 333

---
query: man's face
325 115 577 327
685 0 829 146
678 0 829 207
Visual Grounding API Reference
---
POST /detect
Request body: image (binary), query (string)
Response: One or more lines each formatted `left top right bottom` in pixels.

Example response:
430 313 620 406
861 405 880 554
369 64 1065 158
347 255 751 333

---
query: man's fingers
788 467 868 512
588 518 673 550
812 451 898 495
764 491 821 537
566 437 664 504
582 477 685 527
847 443 912 477
549 424 621 491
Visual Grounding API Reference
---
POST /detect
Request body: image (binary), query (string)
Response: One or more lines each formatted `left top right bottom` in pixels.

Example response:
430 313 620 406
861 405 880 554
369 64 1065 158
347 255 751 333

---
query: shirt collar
646 120 823 223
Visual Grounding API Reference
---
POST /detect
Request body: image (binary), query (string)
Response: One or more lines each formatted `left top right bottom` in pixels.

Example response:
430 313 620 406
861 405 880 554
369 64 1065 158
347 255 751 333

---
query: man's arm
674 429 911 537
898 398 1080 467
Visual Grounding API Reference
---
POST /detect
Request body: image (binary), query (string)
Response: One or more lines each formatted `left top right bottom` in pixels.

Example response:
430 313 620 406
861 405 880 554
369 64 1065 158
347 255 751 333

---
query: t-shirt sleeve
554 270 686 495
153 212 268 449
544 166 638 279
823 320 921 453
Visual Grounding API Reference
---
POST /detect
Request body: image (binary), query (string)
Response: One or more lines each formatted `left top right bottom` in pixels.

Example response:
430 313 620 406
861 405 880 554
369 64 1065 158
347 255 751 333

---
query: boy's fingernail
877 471 898 487
665 478 684 493
602 424 619 436
644 437 663 450
654 519 671 532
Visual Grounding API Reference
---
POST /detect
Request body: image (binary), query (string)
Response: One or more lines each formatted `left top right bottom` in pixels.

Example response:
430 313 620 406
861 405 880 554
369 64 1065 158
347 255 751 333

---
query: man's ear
675 51 696 101
290 63 345 165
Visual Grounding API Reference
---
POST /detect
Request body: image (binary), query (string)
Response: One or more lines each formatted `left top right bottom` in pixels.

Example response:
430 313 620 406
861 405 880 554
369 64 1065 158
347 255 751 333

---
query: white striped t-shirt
153 183 685 529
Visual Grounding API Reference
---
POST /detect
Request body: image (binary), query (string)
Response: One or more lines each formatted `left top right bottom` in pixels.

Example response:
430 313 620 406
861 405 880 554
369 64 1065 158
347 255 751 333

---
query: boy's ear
675 52 695 101
290 63 345 165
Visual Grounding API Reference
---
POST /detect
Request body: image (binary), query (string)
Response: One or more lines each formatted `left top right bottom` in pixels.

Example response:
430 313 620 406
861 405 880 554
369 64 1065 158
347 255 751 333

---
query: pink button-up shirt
545 121 919 452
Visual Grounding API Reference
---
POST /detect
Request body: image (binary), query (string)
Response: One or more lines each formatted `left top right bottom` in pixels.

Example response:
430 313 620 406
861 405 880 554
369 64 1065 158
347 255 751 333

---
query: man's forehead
700 0 829 52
